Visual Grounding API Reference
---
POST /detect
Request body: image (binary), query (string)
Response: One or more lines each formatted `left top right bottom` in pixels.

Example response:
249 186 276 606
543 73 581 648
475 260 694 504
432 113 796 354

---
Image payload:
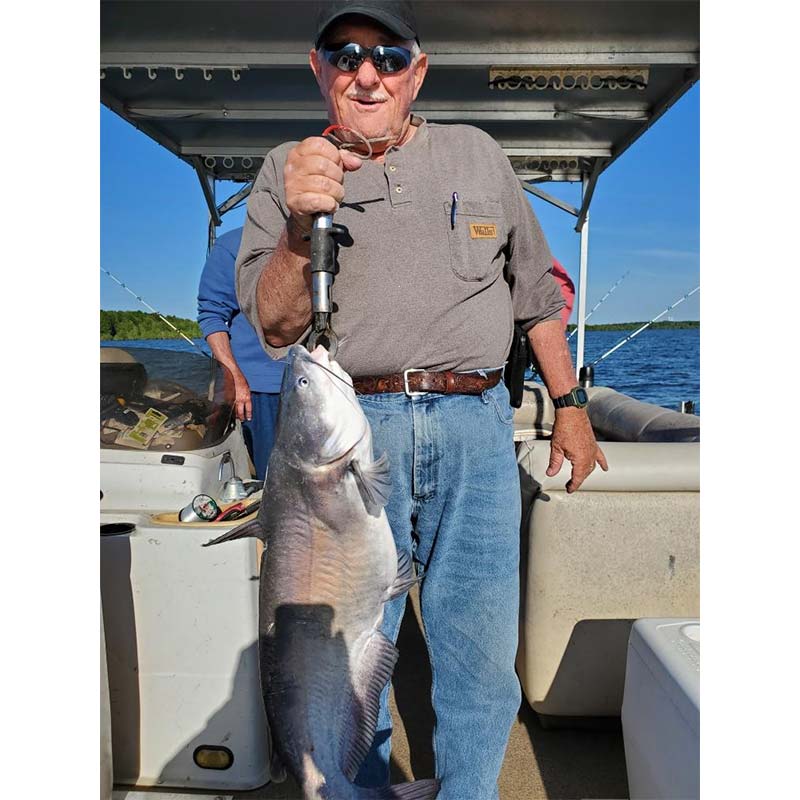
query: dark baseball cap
314 1 419 48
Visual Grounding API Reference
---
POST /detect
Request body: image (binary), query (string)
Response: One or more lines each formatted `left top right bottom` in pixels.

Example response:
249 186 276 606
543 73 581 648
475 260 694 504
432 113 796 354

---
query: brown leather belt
353 368 503 396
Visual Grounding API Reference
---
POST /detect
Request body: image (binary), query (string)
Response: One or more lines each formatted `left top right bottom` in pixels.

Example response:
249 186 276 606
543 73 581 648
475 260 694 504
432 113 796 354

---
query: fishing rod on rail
567 270 630 341
589 285 700 367
101 267 211 358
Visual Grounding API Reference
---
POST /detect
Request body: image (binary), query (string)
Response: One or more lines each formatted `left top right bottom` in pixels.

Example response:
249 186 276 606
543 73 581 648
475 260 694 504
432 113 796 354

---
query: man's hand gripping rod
307 213 347 357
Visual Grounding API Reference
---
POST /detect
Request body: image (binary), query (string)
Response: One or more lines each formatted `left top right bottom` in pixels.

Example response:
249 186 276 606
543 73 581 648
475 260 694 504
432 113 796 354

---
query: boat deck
235 587 629 800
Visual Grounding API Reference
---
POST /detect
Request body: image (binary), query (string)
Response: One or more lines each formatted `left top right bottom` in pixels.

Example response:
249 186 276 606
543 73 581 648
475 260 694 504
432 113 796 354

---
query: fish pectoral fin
201 518 265 547
351 452 392 516
340 631 398 782
386 549 418 601
356 778 441 799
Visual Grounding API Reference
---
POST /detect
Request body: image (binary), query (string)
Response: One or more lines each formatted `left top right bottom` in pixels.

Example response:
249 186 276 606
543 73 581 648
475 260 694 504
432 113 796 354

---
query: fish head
278 344 368 466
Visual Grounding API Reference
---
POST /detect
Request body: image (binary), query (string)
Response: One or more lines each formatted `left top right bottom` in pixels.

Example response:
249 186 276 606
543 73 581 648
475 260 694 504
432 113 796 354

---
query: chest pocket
444 198 507 282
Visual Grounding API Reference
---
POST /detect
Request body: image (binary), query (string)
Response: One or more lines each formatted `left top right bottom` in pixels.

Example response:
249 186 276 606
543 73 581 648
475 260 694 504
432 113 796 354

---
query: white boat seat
516 419 699 718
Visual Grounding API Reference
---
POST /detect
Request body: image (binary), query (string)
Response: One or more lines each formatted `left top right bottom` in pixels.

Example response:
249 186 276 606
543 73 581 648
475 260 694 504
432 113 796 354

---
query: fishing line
567 270 630 341
101 267 211 358
307 359 366 415
590 285 700 367
322 124 398 160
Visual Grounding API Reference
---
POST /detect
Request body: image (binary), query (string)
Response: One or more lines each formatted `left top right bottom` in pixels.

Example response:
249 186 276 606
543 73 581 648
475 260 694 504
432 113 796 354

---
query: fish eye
297 376 309 388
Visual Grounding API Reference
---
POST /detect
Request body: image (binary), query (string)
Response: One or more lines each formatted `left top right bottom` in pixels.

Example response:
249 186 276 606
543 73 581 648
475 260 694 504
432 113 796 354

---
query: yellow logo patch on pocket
469 223 497 239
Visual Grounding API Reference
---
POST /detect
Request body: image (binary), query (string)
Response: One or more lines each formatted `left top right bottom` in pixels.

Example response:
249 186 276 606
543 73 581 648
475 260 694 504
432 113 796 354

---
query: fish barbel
205 345 439 800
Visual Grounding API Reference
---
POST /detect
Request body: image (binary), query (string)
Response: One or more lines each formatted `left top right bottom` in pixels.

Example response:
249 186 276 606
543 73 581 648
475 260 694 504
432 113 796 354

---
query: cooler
621 618 700 799
100 510 270 791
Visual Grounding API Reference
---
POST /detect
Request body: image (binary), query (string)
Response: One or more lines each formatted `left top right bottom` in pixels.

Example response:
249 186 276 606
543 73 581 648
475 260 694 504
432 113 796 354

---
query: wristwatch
551 386 589 410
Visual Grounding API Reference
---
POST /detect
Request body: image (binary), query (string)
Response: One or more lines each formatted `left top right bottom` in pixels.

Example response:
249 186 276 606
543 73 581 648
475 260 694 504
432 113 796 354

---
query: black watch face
575 388 588 406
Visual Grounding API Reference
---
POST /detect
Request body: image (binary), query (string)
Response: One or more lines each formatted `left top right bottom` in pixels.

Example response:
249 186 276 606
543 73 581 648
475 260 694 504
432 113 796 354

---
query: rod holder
579 365 594 388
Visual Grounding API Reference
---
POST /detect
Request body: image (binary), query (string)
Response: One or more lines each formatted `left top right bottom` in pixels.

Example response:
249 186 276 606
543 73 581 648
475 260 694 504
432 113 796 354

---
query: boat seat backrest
101 361 148 398
513 382 700 443
587 386 700 442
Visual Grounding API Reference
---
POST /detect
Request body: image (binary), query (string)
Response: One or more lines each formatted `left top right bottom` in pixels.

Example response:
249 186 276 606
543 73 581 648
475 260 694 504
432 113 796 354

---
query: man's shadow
389 588 436 782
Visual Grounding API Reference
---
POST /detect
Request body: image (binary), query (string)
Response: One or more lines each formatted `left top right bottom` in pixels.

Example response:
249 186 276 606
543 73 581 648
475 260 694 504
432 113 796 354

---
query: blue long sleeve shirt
197 227 284 393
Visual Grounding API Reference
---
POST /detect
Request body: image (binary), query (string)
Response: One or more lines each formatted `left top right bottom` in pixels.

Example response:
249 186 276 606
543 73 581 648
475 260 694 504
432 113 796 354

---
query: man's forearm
257 222 313 346
527 319 578 397
205 331 243 378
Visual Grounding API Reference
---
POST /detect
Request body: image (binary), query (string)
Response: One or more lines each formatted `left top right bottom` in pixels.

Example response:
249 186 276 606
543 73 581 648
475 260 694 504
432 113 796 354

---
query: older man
236 2 607 797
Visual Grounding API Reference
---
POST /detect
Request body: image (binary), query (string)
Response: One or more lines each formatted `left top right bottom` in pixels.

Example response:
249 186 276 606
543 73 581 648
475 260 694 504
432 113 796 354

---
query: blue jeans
355 379 522 800
241 391 280 480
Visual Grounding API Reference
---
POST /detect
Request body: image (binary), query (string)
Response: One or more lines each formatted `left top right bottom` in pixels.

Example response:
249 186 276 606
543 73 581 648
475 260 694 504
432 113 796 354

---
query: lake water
102 327 700 413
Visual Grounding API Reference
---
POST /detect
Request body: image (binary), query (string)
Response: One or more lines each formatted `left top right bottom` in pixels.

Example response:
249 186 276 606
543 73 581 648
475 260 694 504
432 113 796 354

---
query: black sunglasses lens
372 46 411 73
328 44 364 71
325 44 411 73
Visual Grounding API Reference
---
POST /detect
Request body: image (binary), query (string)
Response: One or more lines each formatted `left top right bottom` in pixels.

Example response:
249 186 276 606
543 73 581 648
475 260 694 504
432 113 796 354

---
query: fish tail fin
201 518 264 547
357 778 440 800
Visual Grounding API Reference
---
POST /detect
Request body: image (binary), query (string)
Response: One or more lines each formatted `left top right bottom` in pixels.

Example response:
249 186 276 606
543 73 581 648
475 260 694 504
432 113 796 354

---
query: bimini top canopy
101 0 699 190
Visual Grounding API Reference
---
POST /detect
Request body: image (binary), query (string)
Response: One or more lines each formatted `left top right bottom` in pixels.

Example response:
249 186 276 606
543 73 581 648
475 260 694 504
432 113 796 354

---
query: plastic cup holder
100 522 136 537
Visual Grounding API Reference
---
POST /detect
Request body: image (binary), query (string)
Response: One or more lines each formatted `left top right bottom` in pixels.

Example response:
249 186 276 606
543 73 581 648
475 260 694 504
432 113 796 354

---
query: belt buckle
403 368 428 397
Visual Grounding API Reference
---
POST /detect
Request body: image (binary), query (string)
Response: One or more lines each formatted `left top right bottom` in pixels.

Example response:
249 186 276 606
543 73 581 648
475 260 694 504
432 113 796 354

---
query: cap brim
315 6 417 48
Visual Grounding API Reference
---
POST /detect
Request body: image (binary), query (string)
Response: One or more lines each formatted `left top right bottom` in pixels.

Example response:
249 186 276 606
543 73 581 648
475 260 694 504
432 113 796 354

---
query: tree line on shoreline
101 309 699 341
566 320 699 332
101 310 201 341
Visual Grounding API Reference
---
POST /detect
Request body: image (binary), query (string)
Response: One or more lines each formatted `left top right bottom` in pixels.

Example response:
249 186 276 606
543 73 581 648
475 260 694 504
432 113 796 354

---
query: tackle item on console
179 494 221 523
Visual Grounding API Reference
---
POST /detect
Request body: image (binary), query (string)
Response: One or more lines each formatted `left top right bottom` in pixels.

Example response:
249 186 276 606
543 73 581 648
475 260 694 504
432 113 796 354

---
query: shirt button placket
387 162 409 205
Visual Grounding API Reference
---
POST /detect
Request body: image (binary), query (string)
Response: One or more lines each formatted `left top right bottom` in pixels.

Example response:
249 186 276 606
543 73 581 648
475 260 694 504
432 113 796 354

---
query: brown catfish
204 344 439 800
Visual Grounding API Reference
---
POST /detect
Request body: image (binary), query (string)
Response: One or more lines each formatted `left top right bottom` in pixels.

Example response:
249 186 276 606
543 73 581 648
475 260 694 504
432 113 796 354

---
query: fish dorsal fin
340 631 398 782
386 549 418 601
351 452 392 516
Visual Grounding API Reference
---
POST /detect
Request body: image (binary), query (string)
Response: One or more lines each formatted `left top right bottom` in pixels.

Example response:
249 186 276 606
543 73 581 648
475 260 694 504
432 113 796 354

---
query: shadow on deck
236 587 629 800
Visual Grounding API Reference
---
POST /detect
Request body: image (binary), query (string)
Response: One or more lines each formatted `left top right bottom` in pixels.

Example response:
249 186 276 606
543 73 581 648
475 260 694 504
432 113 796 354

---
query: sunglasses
320 42 413 74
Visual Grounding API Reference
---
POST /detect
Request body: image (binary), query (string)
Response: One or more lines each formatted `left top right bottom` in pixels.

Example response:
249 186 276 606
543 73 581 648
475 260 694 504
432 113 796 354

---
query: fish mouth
294 344 355 390
289 344 368 464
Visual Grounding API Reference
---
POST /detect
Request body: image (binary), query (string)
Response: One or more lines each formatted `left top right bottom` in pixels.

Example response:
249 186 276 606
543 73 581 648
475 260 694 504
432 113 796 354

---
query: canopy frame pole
208 177 217 252
521 183 579 217
575 157 605 233
521 167 601 375
217 182 253 217
192 156 222 234
575 172 591 374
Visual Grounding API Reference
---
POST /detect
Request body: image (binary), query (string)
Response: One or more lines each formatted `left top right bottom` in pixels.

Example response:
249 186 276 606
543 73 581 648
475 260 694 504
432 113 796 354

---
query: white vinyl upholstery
516 406 700 718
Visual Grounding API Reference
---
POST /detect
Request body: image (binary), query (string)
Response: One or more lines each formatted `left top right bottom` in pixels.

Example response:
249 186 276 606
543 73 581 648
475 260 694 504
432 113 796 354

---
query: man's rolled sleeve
501 159 565 331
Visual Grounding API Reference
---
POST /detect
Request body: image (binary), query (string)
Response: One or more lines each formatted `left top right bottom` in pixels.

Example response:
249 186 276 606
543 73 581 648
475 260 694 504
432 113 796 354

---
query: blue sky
100 83 699 324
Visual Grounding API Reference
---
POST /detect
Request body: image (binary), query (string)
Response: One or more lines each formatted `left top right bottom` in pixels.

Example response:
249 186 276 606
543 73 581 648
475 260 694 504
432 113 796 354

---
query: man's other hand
222 369 253 422
546 408 608 493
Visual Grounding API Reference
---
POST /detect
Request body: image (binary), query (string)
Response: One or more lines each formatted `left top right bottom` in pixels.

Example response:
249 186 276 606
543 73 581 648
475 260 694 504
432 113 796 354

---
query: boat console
100 346 271 791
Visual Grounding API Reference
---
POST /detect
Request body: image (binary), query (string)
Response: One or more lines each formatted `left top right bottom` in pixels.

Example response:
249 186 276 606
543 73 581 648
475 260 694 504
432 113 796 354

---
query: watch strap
551 386 588 409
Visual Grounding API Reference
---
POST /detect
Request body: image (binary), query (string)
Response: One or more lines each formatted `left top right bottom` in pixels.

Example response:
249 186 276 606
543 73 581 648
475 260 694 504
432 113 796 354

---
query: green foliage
566 320 700 332
100 310 202 341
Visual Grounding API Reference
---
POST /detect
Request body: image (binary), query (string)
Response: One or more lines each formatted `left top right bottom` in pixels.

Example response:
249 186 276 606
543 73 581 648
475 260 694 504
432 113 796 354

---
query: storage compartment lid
628 618 700 734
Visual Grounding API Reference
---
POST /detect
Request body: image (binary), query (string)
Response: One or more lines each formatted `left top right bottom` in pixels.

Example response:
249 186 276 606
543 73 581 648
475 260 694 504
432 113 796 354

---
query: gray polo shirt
236 118 564 376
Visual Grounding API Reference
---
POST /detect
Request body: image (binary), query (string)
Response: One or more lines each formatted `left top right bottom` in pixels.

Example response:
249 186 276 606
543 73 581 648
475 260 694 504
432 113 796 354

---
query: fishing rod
567 270 629 341
589 285 700 367
101 267 211 358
